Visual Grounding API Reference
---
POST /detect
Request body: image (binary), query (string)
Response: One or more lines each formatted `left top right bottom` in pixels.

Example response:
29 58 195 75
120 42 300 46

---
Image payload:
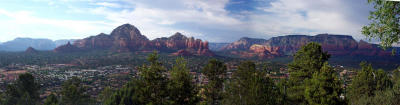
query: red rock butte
221 34 391 58
54 24 214 56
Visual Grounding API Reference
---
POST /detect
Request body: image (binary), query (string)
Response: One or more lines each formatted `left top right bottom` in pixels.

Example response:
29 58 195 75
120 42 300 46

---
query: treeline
1 42 400 105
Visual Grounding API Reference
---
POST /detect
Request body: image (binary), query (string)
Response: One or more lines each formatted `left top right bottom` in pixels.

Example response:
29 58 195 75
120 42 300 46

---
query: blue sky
0 0 373 42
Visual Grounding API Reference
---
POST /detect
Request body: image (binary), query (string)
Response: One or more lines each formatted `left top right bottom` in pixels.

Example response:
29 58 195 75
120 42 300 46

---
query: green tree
168 57 199 105
362 0 400 48
4 73 40 105
98 87 113 104
223 61 279 105
304 62 343 105
276 79 289 105
60 77 92 105
287 42 330 104
0 93 4 105
202 59 227 105
348 62 392 105
104 52 171 105
103 79 143 105
44 94 59 105
138 51 170 104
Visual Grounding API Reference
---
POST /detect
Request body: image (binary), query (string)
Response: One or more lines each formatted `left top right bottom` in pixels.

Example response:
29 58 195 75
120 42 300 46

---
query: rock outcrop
221 34 391 58
53 42 81 53
152 32 214 56
54 24 214 56
221 37 267 51
25 47 38 53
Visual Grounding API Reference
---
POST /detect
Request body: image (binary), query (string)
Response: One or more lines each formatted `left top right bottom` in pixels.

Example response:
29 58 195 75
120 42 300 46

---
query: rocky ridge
54 24 214 56
221 34 391 58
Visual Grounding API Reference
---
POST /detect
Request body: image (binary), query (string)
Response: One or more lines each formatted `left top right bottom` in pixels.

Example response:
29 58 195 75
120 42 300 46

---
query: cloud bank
0 0 373 42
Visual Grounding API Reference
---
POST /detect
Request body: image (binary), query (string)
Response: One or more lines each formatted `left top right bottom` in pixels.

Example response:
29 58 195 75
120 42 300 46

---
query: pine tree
138 51 170 104
348 62 392 105
0 93 4 105
98 87 113 104
223 61 279 105
168 57 199 105
104 51 171 105
44 94 59 105
4 73 40 105
202 59 227 105
304 62 342 105
60 77 92 105
287 42 330 104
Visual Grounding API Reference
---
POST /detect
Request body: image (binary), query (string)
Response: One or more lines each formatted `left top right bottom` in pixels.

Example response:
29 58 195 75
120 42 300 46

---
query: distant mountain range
1 23 395 59
54 24 214 56
0 38 75 52
216 34 394 58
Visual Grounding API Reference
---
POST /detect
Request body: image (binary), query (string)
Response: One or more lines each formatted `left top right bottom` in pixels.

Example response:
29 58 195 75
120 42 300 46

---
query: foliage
362 0 400 48
0 93 4 105
287 42 330 104
137 51 170 104
223 61 280 105
104 52 171 105
43 94 59 105
348 62 393 105
4 73 40 105
202 59 227 105
304 62 343 105
168 57 199 105
98 87 113 104
60 77 92 105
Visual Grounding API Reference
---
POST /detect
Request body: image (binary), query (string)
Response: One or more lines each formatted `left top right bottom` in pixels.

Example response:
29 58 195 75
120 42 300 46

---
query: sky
0 0 374 43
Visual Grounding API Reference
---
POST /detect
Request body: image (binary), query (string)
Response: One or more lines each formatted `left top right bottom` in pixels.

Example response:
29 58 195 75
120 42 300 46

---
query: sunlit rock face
221 34 391 58
54 24 214 56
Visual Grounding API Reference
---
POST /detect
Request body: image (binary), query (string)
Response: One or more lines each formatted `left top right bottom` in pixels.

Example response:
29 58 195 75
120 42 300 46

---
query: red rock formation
54 42 81 53
221 37 267 51
171 50 193 56
54 24 214 56
25 47 38 53
74 33 113 49
222 34 391 58
151 32 214 56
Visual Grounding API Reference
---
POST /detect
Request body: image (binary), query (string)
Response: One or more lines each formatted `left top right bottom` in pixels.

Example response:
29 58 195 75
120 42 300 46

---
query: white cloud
0 9 113 42
86 0 246 40
94 2 121 8
250 0 372 40
0 0 374 42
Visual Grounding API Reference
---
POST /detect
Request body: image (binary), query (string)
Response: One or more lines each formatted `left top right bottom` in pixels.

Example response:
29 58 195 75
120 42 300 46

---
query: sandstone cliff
54 24 214 56
222 34 391 58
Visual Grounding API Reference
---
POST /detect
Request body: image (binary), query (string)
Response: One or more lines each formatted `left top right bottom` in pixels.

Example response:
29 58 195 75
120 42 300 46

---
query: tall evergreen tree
4 73 40 105
0 93 4 105
304 62 343 105
223 61 279 105
287 42 330 104
43 94 59 105
138 51 170 104
103 79 143 105
98 87 113 104
104 51 171 105
202 59 227 105
168 57 199 105
348 62 392 105
60 77 92 105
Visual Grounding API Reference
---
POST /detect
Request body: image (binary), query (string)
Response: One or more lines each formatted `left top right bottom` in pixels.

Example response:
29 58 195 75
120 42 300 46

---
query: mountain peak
25 47 38 53
169 32 187 40
110 23 148 41
111 24 142 36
